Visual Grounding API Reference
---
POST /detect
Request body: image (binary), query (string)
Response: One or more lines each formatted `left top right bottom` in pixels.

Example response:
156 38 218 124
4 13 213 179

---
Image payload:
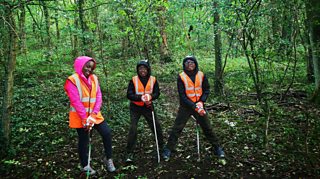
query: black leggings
166 105 220 151
126 103 164 153
76 120 112 167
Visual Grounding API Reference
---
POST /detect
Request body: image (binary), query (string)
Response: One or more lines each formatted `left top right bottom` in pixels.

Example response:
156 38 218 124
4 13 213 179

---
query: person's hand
194 101 203 112
198 109 206 116
196 102 203 109
141 94 152 102
195 101 206 116
84 115 96 131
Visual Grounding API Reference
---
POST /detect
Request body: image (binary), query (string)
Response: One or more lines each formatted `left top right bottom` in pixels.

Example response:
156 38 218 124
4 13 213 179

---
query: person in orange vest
64 56 116 174
125 60 164 162
163 56 225 161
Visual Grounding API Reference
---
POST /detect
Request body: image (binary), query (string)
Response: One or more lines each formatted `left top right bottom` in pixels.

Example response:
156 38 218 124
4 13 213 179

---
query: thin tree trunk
270 0 280 39
26 5 44 45
236 0 263 103
40 1 51 49
0 2 17 156
78 0 90 54
158 0 171 62
309 0 320 103
40 0 52 61
305 0 314 82
63 0 77 57
73 18 79 57
18 3 26 55
213 1 223 96
124 4 142 59
54 9 60 40
71 0 79 57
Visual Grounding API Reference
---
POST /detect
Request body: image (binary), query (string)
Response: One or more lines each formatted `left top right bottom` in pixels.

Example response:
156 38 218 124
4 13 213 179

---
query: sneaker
214 147 225 158
105 158 116 172
125 153 134 163
162 148 171 161
81 165 96 175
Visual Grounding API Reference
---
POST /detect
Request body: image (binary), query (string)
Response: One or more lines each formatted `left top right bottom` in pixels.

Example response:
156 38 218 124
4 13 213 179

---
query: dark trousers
76 120 112 167
126 103 164 154
166 105 220 151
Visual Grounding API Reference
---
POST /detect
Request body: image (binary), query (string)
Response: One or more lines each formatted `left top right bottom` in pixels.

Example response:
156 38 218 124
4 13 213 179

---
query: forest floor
1 56 320 178
82 89 319 179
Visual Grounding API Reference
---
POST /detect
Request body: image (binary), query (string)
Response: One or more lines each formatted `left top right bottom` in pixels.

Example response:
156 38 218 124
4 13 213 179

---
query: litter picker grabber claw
191 115 200 162
151 107 160 163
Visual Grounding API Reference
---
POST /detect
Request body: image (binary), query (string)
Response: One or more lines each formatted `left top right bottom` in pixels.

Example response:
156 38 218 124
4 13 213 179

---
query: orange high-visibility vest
67 74 104 128
179 71 204 102
132 75 156 106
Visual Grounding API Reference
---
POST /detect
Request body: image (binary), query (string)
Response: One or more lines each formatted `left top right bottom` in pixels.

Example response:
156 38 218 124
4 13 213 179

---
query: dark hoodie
127 60 160 104
177 56 210 109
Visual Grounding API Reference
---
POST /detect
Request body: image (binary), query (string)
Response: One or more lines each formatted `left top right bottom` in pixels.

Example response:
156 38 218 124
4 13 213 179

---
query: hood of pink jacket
74 56 96 76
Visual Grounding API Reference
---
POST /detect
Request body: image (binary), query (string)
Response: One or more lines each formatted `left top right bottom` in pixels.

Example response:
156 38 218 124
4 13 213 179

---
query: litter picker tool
86 101 95 178
191 115 200 162
86 129 93 179
151 106 160 163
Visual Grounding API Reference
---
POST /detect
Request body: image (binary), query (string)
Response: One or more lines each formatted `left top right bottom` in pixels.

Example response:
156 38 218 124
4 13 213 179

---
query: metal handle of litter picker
151 106 160 163
191 115 200 161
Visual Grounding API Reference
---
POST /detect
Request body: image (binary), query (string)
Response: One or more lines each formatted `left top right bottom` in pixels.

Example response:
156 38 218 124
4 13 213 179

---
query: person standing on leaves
163 56 225 161
64 56 116 174
125 60 164 162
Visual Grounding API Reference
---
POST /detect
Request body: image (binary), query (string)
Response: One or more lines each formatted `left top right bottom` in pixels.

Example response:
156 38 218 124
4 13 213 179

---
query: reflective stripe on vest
132 76 155 106
179 71 204 102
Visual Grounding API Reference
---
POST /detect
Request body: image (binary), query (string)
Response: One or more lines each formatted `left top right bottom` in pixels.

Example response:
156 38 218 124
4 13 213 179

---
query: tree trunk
18 3 26 55
40 0 51 60
270 0 280 39
305 0 314 82
78 0 91 54
26 5 44 45
72 18 79 57
309 0 320 103
236 0 263 103
124 3 142 59
69 0 79 57
158 0 171 62
54 9 60 40
213 1 223 96
0 2 17 156
62 0 77 57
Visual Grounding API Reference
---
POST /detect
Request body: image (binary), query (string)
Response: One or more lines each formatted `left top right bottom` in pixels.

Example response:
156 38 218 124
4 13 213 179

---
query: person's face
82 60 95 78
138 65 148 77
184 60 195 71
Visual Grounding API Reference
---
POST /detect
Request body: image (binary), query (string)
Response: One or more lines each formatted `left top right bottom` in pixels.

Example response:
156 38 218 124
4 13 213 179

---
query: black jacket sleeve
200 74 210 102
151 80 160 100
177 75 197 109
127 80 142 101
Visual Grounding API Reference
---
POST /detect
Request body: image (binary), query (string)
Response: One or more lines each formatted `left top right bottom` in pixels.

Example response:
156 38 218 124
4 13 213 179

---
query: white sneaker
82 165 96 175
106 159 116 172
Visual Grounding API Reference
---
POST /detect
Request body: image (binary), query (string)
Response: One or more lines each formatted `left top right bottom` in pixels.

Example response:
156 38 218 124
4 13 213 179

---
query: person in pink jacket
64 56 116 174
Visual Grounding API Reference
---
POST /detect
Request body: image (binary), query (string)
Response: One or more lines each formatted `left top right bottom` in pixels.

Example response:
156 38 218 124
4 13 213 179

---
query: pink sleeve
64 80 88 120
92 84 102 114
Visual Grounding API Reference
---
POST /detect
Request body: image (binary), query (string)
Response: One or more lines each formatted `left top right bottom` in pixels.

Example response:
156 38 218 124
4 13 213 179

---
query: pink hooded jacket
64 56 103 121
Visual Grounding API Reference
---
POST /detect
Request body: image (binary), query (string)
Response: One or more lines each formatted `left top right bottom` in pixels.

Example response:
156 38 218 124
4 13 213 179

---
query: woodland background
1 0 320 178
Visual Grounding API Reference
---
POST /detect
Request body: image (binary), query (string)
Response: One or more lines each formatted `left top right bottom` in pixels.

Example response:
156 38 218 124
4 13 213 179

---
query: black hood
182 56 199 74
136 60 151 78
